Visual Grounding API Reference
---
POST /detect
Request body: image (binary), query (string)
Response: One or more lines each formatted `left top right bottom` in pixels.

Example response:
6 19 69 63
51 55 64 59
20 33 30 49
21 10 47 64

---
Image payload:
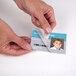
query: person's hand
14 0 56 35
0 19 32 56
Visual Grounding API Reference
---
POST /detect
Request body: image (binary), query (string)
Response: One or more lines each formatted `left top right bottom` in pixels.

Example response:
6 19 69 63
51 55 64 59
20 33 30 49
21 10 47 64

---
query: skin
53 41 62 50
0 19 32 56
14 0 56 34
0 0 56 56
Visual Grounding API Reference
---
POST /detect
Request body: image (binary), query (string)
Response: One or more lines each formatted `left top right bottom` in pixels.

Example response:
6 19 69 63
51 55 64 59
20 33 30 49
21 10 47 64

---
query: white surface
0 0 76 76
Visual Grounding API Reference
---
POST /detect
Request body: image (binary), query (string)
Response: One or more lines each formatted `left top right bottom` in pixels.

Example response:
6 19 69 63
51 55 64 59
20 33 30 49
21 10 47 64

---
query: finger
9 42 21 50
1 43 31 56
20 36 30 40
4 36 31 51
49 15 56 30
12 35 32 51
44 11 56 30
31 16 41 28
2 48 31 56
35 11 52 34
20 36 31 44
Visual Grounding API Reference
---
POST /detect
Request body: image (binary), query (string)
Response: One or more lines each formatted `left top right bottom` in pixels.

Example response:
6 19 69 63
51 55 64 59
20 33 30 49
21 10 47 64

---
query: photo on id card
31 30 67 54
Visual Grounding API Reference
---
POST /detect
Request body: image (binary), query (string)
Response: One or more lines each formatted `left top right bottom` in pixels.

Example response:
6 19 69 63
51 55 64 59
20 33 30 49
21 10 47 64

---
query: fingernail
45 27 52 34
26 44 32 51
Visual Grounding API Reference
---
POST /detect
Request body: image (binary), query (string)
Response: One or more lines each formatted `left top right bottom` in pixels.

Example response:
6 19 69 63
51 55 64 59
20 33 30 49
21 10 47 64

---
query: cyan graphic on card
31 30 67 54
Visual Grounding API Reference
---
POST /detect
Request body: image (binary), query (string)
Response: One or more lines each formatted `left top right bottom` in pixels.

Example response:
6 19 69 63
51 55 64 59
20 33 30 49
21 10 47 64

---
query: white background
0 0 76 76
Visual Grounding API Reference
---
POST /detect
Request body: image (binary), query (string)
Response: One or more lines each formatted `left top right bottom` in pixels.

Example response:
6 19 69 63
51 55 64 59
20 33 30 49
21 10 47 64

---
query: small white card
31 30 67 54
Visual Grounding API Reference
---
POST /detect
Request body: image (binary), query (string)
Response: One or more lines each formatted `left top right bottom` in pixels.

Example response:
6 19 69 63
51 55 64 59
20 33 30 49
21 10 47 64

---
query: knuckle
32 19 35 25
50 6 54 11
18 5 23 10
20 39 25 46
54 21 56 27
51 7 54 11
41 19 48 25
48 6 54 13
31 18 35 23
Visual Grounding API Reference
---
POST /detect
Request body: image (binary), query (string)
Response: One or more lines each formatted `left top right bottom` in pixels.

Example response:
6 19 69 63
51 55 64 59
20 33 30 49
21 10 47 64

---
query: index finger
44 10 56 30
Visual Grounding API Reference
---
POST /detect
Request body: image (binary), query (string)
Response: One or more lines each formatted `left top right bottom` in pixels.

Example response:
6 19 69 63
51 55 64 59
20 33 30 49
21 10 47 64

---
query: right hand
0 19 32 56
14 0 56 35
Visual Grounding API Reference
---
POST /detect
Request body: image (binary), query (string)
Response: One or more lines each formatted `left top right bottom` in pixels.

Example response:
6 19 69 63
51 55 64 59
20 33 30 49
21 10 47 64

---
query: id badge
31 28 67 54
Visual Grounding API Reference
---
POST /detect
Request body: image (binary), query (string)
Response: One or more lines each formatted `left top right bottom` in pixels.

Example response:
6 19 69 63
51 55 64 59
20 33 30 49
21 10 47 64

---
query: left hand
0 19 32 56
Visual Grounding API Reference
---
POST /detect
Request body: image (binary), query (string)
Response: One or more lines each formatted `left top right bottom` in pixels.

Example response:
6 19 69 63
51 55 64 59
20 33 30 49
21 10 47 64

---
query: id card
31 30 67 54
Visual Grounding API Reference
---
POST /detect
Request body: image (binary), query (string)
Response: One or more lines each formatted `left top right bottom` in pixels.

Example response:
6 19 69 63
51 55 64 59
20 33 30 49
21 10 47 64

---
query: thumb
12 35 32 51
35 12 52 34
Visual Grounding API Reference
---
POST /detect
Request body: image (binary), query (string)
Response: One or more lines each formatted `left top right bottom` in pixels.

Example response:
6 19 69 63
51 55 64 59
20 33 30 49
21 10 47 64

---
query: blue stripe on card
32 30 67 41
